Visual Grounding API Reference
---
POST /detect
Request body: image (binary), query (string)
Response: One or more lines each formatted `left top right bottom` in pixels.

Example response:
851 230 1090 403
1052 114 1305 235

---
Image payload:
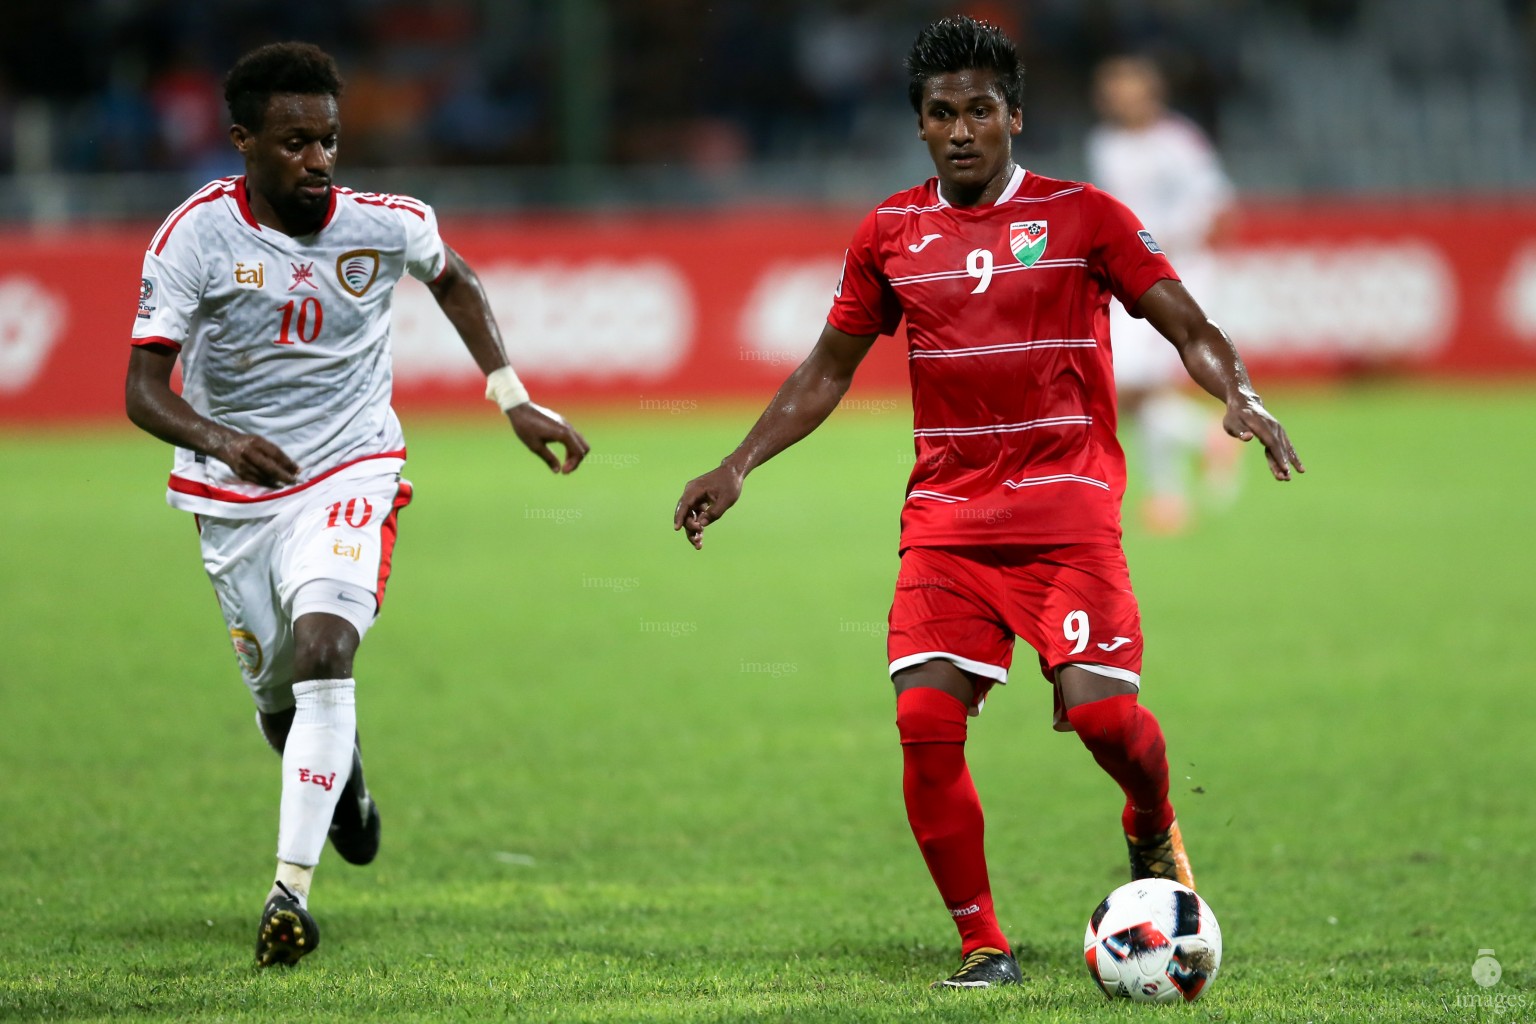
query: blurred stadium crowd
2 0 1535 216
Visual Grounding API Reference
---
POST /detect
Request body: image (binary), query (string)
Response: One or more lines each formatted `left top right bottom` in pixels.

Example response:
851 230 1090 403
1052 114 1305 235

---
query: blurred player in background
675 16 1301 989
1088 55 1238 534
125 42 588 967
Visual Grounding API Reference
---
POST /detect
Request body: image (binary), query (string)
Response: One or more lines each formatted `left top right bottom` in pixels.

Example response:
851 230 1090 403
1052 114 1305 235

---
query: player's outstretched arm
125 344 299 487
673 324 877 549
1137 279 1305 482
427 245 589 474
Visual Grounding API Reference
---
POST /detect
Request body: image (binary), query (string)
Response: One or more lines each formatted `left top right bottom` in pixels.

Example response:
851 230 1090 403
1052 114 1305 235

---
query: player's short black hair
905 16 1024 113
224 42 343 131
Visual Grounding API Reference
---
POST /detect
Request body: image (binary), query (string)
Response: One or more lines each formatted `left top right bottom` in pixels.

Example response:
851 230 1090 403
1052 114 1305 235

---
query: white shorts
198 465 413 712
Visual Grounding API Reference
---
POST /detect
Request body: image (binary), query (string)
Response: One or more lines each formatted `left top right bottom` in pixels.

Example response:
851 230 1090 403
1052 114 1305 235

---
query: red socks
1066 693 1175 839
896 688 1174 954
895 687 1010 955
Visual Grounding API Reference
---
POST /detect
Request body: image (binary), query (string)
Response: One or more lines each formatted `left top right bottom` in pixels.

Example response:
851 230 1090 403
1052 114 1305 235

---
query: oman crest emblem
336 249 381 297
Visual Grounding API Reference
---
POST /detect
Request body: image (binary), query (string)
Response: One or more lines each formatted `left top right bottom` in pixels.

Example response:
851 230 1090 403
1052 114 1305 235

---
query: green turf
1 382 1531 1022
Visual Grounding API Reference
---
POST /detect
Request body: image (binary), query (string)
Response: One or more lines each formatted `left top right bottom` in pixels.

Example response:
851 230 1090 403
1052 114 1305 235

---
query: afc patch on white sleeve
1137 230 1164 255
138 277 157 319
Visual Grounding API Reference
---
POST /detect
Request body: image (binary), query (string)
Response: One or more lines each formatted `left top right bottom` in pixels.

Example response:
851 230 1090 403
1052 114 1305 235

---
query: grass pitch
0 382 1531 1022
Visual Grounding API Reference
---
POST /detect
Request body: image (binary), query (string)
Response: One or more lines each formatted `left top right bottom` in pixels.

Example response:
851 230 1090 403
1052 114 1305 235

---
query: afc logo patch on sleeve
1137 230 1164 255
138 277 157 319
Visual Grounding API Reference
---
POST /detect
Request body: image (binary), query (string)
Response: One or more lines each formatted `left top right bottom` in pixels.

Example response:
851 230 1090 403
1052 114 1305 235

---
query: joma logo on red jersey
297 769 337 791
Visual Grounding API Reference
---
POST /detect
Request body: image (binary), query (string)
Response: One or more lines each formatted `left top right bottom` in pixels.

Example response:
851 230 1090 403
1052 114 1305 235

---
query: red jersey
827 166 1177 549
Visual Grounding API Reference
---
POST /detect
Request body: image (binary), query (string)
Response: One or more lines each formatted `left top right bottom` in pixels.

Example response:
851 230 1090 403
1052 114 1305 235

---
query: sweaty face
234 93 339 235
918 70 1022 207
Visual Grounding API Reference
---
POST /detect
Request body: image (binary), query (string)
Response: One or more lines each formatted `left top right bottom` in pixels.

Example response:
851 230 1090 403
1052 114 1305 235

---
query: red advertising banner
3 199 1535 423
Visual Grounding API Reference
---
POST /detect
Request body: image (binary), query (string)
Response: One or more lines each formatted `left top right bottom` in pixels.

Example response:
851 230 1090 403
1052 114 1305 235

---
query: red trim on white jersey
151 178 239 255
168 449 407 504
131 334 183 352
336 187 430 221
232 177 262 232
319 186 339 230
374 480 414 607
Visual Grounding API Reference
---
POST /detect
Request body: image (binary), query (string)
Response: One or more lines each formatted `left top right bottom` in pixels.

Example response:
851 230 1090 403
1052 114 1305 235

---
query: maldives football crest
1011 221 1047 267
336 249 381 297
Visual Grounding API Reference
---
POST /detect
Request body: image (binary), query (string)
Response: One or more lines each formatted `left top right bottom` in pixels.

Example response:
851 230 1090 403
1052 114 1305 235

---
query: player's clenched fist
674 464 744 549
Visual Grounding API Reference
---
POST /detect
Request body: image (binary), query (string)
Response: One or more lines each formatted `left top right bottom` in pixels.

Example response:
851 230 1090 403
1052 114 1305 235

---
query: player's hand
216 433 299 488
1223 393 1305 482
673 463 745 550
507 402 589 474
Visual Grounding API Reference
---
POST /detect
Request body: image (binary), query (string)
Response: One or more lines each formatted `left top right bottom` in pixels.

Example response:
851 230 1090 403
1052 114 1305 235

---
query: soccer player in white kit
124 42 589 966
1087 56 1237 534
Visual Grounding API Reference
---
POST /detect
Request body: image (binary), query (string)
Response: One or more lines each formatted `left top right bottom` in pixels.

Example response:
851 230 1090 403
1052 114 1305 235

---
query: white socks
276 678 356 868
272 862 315 907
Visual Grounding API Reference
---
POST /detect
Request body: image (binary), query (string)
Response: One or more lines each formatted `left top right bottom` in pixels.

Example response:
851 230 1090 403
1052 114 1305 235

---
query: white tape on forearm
485 365 530 411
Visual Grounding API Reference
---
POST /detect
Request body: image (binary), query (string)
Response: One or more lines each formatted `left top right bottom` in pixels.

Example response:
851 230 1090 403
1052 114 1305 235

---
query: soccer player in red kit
674 16 1302 989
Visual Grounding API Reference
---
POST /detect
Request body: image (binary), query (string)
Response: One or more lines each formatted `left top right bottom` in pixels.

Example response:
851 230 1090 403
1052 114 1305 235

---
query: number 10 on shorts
325 498 374 529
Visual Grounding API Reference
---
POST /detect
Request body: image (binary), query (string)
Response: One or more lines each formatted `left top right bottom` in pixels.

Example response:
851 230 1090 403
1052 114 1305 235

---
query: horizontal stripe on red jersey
1003 473 1110 491
913 415 1092 438
889 258 1088 288
909 339 1097 360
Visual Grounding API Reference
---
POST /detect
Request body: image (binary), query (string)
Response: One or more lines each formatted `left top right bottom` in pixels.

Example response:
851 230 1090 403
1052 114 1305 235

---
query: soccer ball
1082 878 1222 1003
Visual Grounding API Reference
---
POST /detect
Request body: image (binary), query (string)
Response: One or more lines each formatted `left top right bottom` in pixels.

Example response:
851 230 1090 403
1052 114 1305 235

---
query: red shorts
886 543 1143 698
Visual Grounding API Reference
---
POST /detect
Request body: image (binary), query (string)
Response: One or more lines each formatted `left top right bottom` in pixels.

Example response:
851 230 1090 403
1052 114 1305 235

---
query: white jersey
133 176 446 518
1088 115 1233 389
1085 114 1232 259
